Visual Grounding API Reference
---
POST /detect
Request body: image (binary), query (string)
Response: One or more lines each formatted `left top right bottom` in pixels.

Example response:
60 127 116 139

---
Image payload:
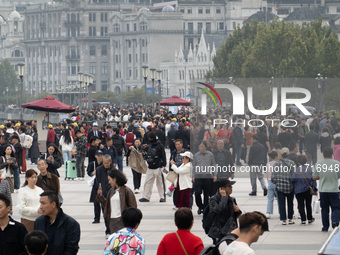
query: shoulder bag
175 231 188 255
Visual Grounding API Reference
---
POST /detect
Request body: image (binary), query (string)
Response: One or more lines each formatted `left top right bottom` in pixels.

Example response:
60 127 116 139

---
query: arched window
140 21 147 31
114 86 121 94
113 23 120 32
11 49 24 58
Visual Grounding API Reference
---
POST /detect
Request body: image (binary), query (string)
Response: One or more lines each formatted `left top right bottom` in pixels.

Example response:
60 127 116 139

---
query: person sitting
24 230 48 255
219 211 269 255
103 208 145 255
157 208 204 255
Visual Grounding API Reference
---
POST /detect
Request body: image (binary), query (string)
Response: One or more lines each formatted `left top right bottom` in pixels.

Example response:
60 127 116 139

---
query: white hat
180 151 193 160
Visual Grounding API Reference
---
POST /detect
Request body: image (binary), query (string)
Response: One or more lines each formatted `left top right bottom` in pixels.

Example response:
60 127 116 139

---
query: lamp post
15 87 18 106
84 74 88 109
150 67 156 114
142 65 148 116
88 74 94 110
78 72 84 109
17 62 25 120
6 87 8 107
157 69 162 113
317 73 326 113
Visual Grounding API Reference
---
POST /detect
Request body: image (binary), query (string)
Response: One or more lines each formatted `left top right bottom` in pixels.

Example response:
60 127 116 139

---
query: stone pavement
12 149 333 255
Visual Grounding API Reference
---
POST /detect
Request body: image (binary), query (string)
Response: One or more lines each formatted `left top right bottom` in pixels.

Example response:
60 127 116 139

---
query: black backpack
146 145 160 169
202 204 213 235
199 233 238 255
113 137 123 152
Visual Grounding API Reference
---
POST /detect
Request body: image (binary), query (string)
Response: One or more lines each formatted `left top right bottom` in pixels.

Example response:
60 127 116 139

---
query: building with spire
160 30 215 98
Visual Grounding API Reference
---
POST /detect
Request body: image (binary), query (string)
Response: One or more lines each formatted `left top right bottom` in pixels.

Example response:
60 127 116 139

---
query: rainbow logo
197 82 223 107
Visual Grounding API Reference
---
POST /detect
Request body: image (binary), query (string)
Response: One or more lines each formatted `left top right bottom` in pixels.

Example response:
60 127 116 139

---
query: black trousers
131 169 142 190
194 178 213 210
296 190 313 222
94 201 110 234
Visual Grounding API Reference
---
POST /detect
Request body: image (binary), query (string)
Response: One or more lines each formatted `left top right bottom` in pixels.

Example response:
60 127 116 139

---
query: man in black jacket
167 122 177 153
139 132 167 203
112 128 127 171
103 137 118 168
88 136 100 165
175 123 190 149
87 122 102 143
155 124 165 147
0 193 27 255
35 191 80 255
248 135 267 196
10 134 22 190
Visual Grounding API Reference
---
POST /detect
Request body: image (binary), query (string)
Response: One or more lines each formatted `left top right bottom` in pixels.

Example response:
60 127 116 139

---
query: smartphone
163 168 169 174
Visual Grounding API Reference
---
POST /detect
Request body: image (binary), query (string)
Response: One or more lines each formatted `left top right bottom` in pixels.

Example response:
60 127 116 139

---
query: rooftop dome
162 5 175 12
9 10 21 20
244 11 278 23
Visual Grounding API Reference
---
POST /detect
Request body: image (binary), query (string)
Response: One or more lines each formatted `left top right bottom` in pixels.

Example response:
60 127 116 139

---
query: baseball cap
93 122 98 127
95 150 104 155
134 123 140 128
180 151 193 160
48 124 53 129
170 122 176 126
217 178 236 188
185 122 191 126
73 123 78 127
172 118 177 121
0 125 4 129
15 123 21 127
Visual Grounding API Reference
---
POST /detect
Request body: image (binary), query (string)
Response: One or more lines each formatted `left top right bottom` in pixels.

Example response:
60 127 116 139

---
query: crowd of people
0 104 340 254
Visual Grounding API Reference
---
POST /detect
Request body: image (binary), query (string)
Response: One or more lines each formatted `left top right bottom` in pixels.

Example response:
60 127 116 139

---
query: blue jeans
320 192 340 231
14 167 20 190
267 181 278 214
62 150 71 164
277 190 294 221
117 155 123 171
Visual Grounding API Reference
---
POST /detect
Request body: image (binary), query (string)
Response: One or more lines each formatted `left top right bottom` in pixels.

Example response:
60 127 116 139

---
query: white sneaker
266 213 271 219
282 220 287 225
134 189 140 194
288 219 295 225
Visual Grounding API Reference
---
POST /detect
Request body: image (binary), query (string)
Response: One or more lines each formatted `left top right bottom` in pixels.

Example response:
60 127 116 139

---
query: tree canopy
212 19 340 78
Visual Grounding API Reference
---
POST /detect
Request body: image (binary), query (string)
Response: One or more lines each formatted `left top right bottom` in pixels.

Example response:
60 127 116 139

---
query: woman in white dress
16 169 44 232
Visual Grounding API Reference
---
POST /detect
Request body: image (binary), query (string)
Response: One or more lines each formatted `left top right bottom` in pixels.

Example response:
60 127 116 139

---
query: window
337 7 340 13
101 45 107 56
216 7 221 14
198 8 203 14
188 22 193 34
206 8 210 14
219 22 224 30
277 8 289 15
89 26 96 36
128 69 132 78
90 45 96 56
187 8 192 14
206 23 211 34
101 62 108 74
100 13 108 22
180 8 184 13
198 23 203 33
134 23 137 31
188 38 193 49
89 13 96 22
126 24 130 32
100 26 108 36
233 22 236 29
115 55 119 63
140 21 147 31
11 50 24 58
89 62 96 74
128 54 132 63
113 23 120 32
101 81 108 91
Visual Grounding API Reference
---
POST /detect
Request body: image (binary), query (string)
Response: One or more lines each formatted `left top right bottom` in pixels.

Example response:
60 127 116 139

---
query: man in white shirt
219 211 269 255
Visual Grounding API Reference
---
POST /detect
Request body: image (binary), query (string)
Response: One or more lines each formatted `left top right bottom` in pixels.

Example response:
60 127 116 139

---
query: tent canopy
21 96 76 113
160 95 191 106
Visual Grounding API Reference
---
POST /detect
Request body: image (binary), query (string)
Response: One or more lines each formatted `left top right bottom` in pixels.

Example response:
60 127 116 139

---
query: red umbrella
21 96 75 113
160 95 191 106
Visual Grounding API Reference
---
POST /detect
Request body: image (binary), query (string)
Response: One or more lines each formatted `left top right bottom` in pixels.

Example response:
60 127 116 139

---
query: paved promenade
12 149 332 255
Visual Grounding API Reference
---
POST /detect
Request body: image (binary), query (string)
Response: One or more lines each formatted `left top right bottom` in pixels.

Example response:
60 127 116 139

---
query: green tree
93 91 120 104
0 59 20 103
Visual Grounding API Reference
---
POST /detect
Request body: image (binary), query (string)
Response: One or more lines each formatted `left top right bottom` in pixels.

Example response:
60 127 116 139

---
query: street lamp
142 65 148 116
316 73 327 113
15 87 18 106
157 69 162 113
6 87 8 107
78 72 84 109
17 62 25 120
88 74 94 110
150 67 156 114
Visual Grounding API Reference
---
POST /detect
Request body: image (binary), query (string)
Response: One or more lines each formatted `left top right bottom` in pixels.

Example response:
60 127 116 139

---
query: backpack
146 145 160 169
202 204 213 235
21 134 33 148
199 233 238 255
113 137 123 152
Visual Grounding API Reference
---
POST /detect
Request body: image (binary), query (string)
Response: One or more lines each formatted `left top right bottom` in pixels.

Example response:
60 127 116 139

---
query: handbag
175 231 188 255
166 171 178 184
300 168 317 196
87 162 96 187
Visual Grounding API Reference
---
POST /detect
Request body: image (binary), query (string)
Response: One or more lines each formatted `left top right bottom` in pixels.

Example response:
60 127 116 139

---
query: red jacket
157 229 204 255
47 129 55 143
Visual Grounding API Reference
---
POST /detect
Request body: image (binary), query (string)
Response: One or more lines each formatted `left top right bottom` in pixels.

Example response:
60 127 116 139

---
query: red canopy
21 96 75 113
160 95 191 106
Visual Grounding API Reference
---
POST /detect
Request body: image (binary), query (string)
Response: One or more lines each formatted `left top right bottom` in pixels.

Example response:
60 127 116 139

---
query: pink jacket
334 144 340 162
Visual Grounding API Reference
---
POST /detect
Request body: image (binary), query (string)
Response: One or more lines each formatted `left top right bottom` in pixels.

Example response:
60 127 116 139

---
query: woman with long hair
30 126 40 164
16 169 43 232
40 143 63 177
97 169 137 234
0 145 18 193
59 128 74 166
